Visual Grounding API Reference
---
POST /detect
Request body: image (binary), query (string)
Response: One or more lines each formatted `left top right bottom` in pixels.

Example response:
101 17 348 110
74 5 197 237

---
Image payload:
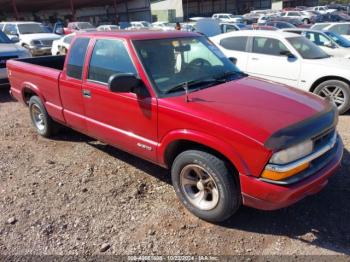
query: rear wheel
313 80 350 114
29 96 58 137
171 150 240 222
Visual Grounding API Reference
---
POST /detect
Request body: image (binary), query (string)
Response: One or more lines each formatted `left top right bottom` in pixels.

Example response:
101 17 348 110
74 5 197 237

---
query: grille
0 56 17 68
313 128 336 151
41 40 54 46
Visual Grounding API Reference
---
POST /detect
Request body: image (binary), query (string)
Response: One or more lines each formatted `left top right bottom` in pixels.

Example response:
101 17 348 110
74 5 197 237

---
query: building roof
2 0 127 13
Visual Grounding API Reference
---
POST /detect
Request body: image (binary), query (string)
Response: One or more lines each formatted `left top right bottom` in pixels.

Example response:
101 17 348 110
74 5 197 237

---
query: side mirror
280 50 296 59
108 73 142 93
11 36 19 43
324 41 335 48
228 57 237 65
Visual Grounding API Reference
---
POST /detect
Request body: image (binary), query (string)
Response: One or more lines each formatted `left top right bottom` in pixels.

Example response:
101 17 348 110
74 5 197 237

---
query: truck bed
7 55 66 124
16 55 66 70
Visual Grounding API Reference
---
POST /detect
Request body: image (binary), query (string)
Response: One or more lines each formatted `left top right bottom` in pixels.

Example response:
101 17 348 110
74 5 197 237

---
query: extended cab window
220 37 248 52
88 39 136 84
66 37 90 80
252 37 289 56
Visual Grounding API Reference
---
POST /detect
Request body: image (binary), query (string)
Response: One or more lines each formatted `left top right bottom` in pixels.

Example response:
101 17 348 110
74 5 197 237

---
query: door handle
82 89 91 98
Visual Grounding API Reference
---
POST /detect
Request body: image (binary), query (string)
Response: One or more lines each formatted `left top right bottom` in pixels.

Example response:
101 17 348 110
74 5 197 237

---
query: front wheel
171 150 240 222
313 80 350 114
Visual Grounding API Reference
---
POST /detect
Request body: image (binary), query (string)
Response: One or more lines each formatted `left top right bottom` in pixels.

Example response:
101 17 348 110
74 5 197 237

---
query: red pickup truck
7 31 343 222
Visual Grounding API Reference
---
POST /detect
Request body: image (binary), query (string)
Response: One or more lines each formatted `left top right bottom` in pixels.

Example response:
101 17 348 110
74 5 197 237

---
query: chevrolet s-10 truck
7 31 343 222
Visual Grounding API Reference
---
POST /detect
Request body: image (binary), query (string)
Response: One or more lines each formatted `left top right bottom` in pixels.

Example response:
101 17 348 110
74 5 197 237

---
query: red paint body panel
6 31 342 212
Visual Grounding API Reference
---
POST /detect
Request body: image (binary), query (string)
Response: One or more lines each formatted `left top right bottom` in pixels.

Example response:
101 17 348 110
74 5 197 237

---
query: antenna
183 82 189 102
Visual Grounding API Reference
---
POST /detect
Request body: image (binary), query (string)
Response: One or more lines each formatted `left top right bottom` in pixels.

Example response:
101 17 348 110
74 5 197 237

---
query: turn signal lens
261 162 310 181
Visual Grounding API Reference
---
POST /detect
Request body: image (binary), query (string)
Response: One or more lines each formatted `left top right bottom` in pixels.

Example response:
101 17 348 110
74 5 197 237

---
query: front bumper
240 136 343 211
27 46 52 56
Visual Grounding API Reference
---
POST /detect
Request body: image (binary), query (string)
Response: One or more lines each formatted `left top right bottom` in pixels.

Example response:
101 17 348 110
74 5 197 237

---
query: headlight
31 40 42 46
261 140 314 181
270 140 314 165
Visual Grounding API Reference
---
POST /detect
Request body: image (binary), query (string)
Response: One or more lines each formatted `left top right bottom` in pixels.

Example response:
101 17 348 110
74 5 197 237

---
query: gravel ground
0 87 349 256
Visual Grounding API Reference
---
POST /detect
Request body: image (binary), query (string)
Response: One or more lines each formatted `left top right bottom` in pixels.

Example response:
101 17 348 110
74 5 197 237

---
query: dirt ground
0 87 349 256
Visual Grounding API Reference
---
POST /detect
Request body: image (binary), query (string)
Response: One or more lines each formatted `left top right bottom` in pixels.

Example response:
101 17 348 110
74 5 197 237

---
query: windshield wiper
163 77 226 95
214 71 243 81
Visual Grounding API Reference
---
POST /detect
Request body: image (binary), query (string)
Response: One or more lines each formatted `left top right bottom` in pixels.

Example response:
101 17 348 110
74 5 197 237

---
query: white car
212 13 243 23
51 33 75 55
279 11 312 24
309 6 337 14
127 21 152 30
97 25 120 31
283 28 350 58
312 22 350 40
211 30 350 114
152 22 176 31
0 22 61 56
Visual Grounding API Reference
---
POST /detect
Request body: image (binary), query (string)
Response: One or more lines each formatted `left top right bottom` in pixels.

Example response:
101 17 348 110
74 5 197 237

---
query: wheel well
310 76 350 93
164 140 239 177
23 88 38 105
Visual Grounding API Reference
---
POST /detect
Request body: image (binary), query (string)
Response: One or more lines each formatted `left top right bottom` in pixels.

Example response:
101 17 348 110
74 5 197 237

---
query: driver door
82 38 158 161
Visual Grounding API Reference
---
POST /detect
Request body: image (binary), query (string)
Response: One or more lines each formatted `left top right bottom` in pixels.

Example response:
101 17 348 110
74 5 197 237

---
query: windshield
0 31 12 43
18 24 46 34
287 36 329 59
133 36 241 95
325 31 350 47
78 22 94 29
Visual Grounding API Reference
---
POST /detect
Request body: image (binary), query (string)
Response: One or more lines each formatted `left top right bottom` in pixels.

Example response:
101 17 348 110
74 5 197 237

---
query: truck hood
161 77 330 145
20 33 61 41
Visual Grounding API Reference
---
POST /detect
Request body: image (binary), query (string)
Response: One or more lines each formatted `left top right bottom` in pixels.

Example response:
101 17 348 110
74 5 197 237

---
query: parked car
270 17 311 28
127 21 152 30
280 11 313 24
97 25 120 31
211 30 350 114
1 22 61 56
64 22 96 35
212 13 243 23
321 12 350 22
7 31 343 222
312 22 350 40
283 28 350 58
263 21 296 29
152 22 176 31
51 33 75 55
308 6 337 15
0 30 31 87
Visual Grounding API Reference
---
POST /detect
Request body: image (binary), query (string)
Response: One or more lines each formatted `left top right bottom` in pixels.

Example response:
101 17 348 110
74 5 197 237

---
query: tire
171 150 240 222
303 18 310 24
313 80 350 115
29 96 58 137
